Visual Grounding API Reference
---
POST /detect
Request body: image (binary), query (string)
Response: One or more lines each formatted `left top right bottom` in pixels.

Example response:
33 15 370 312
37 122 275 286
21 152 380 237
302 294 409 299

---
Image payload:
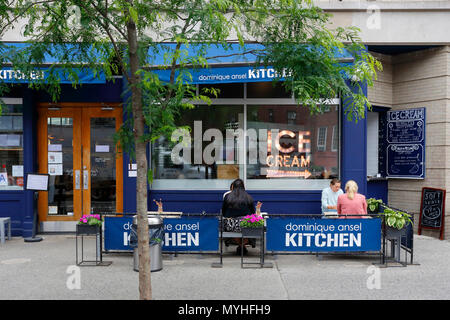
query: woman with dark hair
222 179 256 255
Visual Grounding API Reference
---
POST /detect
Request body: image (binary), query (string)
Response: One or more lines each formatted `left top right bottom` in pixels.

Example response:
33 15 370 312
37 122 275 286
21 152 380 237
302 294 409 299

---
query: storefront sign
0 67 106 84
266 218 381 252
386 107 426 179
104 216 219 252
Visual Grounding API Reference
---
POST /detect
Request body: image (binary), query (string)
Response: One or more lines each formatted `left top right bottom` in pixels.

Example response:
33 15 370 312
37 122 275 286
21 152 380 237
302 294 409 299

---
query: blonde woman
337 180 367 219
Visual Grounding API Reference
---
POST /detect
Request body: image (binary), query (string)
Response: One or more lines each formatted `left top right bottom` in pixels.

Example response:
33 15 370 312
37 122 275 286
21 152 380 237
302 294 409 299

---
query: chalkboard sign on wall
419 187 446 240
385 107 426 179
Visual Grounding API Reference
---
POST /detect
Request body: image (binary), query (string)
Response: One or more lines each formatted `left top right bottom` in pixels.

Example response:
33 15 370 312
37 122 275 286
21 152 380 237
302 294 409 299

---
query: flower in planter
240 214 264 228
78 214 103 226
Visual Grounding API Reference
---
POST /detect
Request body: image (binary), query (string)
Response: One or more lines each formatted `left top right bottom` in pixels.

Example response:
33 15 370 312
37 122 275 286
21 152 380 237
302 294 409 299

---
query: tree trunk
127 17 152 300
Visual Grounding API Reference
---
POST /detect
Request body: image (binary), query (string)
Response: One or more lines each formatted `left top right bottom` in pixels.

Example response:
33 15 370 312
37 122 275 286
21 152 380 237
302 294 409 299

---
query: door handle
83 170 89 190
75 170 81 190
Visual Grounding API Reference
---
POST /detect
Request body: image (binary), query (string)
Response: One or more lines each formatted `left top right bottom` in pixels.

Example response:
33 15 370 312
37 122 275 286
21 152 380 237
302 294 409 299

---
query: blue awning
1 42 356 85
149 43 355 84
0 67 106 84
0 42 106 84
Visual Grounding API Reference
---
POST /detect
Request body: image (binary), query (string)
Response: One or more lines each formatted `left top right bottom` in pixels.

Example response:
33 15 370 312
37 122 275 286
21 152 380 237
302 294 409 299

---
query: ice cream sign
386 107 426 179
265 130 312 178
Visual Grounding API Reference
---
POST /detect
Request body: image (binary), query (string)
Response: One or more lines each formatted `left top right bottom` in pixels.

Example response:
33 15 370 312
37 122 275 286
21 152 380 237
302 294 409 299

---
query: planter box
241 227 263 238
76 224 101 236
385 225 406 239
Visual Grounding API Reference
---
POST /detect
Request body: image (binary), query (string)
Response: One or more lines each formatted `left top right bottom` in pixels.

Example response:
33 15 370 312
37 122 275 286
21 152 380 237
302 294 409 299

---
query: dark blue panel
121 79 137 214
149 190 322 215
367 180 388 204
0 192 26 236
35 80 123 103
23 88 37 237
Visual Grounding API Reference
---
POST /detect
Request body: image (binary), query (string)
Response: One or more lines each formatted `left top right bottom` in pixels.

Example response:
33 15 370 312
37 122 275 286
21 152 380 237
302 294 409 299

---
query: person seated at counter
337 180 368 219
321 178 343 218
222 178 256 255
223 181 233 199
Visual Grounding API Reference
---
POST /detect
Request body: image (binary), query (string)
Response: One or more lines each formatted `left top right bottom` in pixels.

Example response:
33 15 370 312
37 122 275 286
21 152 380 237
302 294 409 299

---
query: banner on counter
266 218 381 252
104 216 219 252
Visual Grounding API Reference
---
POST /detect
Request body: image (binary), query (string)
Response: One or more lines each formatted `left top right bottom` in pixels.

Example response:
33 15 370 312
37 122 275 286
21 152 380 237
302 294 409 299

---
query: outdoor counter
103 213 384 254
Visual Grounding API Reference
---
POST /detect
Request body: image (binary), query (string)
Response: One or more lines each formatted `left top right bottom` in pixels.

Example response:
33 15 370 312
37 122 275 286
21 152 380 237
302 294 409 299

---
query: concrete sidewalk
1 234 449 300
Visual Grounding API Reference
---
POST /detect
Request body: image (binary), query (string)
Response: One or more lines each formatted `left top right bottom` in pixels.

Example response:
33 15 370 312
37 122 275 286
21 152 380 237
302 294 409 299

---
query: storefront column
340 80 368 196
22 88 36 237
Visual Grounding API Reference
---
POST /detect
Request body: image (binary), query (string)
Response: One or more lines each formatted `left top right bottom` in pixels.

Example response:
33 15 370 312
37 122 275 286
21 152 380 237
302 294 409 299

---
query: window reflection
247 105 339 180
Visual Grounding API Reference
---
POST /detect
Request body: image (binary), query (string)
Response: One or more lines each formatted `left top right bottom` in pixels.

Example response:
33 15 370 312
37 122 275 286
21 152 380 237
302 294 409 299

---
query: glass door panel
38 107 82 222
90 117 117 214
47 117 74 216
82 107 123 216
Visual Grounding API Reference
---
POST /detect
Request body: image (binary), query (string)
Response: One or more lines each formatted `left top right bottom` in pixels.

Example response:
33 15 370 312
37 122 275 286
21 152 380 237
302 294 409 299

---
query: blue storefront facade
0 43 387 236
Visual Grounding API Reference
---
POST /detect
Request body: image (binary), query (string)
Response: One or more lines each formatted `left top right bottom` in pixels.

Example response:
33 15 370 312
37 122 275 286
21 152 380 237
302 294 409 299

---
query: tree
0 0 381 299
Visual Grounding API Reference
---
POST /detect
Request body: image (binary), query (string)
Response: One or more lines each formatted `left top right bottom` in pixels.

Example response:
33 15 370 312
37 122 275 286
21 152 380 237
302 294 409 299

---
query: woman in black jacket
221 179 255 254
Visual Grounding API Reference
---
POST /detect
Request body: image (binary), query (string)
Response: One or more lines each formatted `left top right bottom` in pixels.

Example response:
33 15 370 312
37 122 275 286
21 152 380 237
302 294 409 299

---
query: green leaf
129 7 138 24
387 216 396 227
395 220 405 230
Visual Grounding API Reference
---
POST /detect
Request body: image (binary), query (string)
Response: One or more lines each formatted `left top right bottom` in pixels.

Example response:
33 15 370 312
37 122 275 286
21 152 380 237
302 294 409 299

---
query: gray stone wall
369 46 450 239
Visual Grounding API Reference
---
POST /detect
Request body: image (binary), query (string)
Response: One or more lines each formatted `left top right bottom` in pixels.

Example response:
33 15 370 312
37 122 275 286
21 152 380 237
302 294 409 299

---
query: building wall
318 0 450 45
368 46 450 239
368 52 393 107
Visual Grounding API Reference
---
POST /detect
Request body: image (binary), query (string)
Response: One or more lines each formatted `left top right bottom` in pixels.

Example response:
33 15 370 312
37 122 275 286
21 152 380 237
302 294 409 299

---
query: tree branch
76 1 131 83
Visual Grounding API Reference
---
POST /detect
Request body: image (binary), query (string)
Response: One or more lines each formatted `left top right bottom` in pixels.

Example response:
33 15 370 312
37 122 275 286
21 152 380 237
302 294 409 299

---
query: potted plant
378 207 413 238
240 213 265 237
76 214 103 235
367 198 383 215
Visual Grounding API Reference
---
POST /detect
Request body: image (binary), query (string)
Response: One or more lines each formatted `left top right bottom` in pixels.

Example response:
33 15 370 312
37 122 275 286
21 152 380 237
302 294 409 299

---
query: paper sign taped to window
48 206 58 215
7 134 20 147
95 145 110 153
12 165 23 177
48 144 62 152
48 164 63 176
48 152 63 164
128 170 137 177
0 172 8 186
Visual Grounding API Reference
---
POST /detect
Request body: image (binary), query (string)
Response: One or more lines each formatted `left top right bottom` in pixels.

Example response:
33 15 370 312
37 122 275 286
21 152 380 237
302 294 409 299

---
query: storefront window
151 83 339 190
0 99 24 190
152 105 244 189
246 105 339 190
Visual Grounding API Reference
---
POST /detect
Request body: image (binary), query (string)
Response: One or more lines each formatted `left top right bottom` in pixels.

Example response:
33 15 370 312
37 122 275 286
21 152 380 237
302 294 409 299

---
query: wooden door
37 103 123 223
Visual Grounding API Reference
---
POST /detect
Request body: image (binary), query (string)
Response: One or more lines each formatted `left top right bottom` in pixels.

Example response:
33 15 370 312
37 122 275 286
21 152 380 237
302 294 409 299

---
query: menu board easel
418 187 446 240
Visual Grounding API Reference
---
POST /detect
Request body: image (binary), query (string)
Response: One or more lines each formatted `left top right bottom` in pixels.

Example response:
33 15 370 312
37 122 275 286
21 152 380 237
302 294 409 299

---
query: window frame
150 83 341 190
316 127 327 152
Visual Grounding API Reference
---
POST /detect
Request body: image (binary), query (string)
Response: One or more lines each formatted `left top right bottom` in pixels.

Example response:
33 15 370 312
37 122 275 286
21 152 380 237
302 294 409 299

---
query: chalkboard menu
385 107 426 179
419 187 446 240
